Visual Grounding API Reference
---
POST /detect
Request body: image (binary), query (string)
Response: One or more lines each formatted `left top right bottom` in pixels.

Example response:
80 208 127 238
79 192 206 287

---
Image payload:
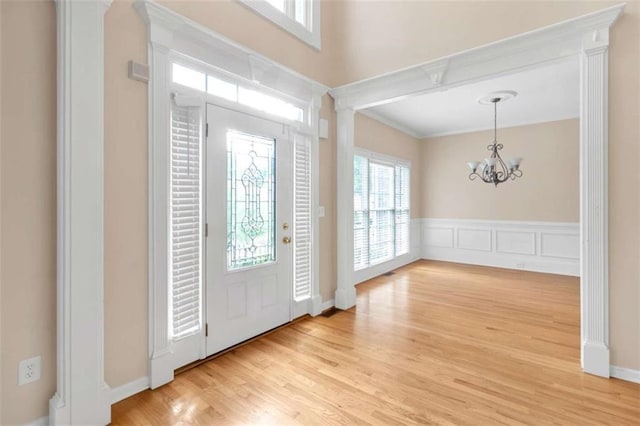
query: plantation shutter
395 164 410 256
293 134 312 300
170 102 202 339
353 155 369 271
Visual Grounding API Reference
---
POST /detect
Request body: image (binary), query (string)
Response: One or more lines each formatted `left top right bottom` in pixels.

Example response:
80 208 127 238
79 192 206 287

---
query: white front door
205 104 292 356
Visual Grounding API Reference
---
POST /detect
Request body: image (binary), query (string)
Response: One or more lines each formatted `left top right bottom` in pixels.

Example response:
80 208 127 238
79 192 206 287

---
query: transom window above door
172 63 305 123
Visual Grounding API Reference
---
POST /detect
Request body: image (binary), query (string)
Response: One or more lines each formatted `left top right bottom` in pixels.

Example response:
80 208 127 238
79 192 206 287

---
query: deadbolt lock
282 236 291 244
282 222 289 230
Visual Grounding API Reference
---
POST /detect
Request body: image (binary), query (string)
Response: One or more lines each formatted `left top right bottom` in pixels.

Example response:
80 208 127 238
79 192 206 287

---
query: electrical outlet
516 262 525 269
18 356 41 386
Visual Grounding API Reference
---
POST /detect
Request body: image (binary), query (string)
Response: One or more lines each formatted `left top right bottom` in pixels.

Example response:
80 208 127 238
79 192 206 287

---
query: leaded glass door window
226 130 276 270
205 104 292 356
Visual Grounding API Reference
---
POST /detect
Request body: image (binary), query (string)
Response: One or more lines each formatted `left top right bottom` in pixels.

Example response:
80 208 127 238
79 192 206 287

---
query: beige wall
1 1 639 424
104 1 149 388
0 2 57 424
319 95 337 302
330 1 623 86
421 119 579 222
355 113 422 219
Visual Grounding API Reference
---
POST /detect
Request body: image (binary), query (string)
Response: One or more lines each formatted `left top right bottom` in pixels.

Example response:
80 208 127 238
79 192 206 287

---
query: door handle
282 236 291 244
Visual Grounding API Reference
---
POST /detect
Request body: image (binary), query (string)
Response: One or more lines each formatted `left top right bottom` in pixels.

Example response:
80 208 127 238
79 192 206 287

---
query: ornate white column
50 0 112 424
335 107 356 309
580 27 610 378
148 41 175 389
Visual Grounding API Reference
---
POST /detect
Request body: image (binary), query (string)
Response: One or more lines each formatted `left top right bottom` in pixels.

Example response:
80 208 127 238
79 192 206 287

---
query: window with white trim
172 63 305 123
354 151 410 271
238 0 321 49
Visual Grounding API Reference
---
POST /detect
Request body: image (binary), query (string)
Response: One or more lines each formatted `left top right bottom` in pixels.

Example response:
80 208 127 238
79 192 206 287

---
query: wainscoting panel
541 232 580 259
422 226 454 248
496 230 536 255
420 219 579 276
457 228 492 252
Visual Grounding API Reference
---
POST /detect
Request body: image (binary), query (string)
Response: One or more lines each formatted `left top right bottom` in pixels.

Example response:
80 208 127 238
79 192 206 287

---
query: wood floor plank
111 260 640 425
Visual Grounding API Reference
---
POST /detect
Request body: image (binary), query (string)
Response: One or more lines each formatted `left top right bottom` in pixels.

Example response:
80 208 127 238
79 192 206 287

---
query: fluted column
580 27 610 378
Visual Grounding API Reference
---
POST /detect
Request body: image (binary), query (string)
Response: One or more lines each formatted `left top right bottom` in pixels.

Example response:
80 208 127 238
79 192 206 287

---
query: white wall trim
610 366 640 384
329 4 624 379
24 416 49 426
136 0 327 389
50 0 112 424
329 4 623 111
320 299 335 312
110 377 150 405
358 109 422 139
421 219 580 276
354 254 418 285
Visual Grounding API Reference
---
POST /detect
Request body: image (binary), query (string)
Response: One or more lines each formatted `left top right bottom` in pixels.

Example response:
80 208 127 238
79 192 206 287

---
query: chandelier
467 92 522 187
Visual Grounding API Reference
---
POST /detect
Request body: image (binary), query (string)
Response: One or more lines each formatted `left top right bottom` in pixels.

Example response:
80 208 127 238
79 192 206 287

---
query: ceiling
362 58 579 139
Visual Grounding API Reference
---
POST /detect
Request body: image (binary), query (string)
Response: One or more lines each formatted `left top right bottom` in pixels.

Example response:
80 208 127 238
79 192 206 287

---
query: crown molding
329 3 624 111
358 109 423 139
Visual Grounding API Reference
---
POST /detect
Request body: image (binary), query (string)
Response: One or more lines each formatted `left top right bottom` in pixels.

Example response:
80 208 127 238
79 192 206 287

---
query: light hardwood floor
111 260 640 425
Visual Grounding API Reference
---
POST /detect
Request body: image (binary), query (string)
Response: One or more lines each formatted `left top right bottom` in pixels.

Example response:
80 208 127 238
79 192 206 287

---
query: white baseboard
352 218 421 285
110 376 150 404
24 416 48 426
354 253 419 284
420 218 579 276
610 365 640 384
320 299 335 311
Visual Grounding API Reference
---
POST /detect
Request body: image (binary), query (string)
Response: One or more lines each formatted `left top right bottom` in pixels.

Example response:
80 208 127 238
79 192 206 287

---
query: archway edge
329 3 625 378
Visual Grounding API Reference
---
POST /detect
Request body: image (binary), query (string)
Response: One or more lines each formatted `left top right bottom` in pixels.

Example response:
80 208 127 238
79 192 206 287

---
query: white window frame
170 53 309 125
353 148 412 284
136 0 327 390
238 0 321 50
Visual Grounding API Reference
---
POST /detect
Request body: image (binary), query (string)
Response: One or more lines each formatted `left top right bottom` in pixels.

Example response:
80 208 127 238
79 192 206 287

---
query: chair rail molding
329 4 624 378
50 0 112 424
135 0 328 388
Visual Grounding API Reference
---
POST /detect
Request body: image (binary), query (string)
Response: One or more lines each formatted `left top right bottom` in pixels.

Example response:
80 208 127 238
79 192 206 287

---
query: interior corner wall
354 113 423 218
421 119 579 222
0 1 57 424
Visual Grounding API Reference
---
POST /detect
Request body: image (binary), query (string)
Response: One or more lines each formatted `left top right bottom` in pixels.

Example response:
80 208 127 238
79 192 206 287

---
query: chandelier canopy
467 92 522 187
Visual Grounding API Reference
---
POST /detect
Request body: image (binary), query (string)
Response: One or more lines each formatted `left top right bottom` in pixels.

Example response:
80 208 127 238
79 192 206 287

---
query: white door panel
206 104 292 356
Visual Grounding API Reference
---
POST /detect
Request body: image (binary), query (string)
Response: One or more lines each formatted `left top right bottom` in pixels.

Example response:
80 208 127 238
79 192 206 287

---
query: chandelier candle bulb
467 161 481 172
